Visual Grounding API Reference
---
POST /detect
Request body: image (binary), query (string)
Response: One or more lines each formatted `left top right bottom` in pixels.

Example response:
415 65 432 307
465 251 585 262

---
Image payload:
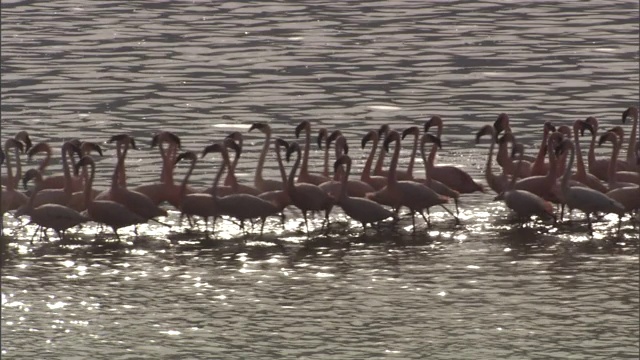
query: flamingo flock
1 106 639 242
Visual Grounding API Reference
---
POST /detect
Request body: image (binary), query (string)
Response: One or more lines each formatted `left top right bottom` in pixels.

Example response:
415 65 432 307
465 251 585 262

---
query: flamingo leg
280 213 286 229
259 217 266 235
439 204 459 224
302 211 310 234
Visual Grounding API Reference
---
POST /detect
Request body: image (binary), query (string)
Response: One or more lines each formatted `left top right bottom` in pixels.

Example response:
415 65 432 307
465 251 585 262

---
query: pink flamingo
284 141 334 234
223 132 261 196
568 120 607 193
173 151 217 235
475 125 510 194
622 106 639 172
512 132 564 203
257 138 292 228
1 139 28 216
598 128 640 189
583 116 627 181
494 143 555 224
496 131 532 179
1 131 31 189
26 142 81 208
366 130 453 230
360 130 388 190
556 139 625 232
15 169 89 242
203 141 279 235
423 115 484 194
75 156 146 241
248 123 284 193
402 127 461 215
294 120 331 185
333 154 397 230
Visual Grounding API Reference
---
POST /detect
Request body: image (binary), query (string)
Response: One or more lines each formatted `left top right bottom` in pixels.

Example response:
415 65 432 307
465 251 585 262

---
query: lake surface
1 0 639 359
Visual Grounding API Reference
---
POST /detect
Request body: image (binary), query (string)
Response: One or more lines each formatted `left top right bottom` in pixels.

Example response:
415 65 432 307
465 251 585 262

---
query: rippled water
2 0 639 359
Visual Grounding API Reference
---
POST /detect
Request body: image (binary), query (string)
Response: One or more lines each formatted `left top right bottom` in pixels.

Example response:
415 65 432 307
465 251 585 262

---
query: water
1 0 639 358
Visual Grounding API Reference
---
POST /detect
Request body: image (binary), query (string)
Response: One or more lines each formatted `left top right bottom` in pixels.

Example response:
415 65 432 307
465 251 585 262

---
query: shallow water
1 0 639 359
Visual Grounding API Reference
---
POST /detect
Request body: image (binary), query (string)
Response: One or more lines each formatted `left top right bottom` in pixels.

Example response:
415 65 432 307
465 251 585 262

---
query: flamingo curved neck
300 126 311 176
179 158 197 200
406 132 419 178
255 129 271 185
627 110 638 165
572 124 587 177
533 129 550 169
561 143 575 193
387 136 401 186
287 148 301 197
61 144 73 195
3 143 15 190
84 160 96 208
362 135 378 182
275 143 287 184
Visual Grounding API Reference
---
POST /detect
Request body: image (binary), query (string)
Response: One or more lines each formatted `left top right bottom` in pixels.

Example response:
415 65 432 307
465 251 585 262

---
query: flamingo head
475 125 496 144
175 151 197 165
248 122 270 134
547 132 565 149
575 119 594 137
599 127 624 147
223 137 241 159
108 134 137 150
424 115 443 134
327 130 343 146
383 130 400 152
80 142 104 157
554 138 573 157
274 138 289 151
295 120 310 138
557 125 572 138
401 126 420 141
286 142 301 162
497 131 515 145
493 113 510 135
225 131 243 147
361 130 377 149
4 138 24 154
22 168 41 190
332 134 349 155
333 154 352 176
201 143 224 158
154 131 181 150
422 133 442 149
26 142 51 160
14 131 32 152
584 116 599 132
75 155 95 173
377 124 390 139
543 121 556 134
622 106 638 124
493 191 506 201
316 128 328 149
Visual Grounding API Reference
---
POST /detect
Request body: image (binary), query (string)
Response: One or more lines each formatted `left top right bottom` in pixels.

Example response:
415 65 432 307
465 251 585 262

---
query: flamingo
496 131 532 178
15 169 89 242
360 130 388 190
492 113 537 163
294 120 331 185
98 134 169 223
583 116 627 181
494 143 555 224
568 120 607 193
475 125 510 194
527 121 556 176
284 141 334 234
598 128 640 189
27 142 84 191
26 142 81 207
67 141 104 212
373 124 412 181
257 138 292 228
223 132 261 196
319 133 374 199
622 106 638 171
95 134 138 201
333 154 397 230
133 131 191 208
512 132 564 203
1 131 32 189
75 156 146 241
203 141 279 235
173 151 217 234
248 123 284 192
1 139 28 216
366 130 453 230
556 139 625 232
423 115 484 194
414 132 461 216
